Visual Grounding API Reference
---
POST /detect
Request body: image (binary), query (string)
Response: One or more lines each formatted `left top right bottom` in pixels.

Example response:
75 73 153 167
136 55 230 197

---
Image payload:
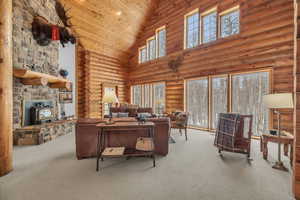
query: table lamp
263 93 293 171
102 91 119 124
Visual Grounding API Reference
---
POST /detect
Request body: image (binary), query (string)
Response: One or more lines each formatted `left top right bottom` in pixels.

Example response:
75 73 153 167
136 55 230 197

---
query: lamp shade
263 93 293 109
102 91 119 104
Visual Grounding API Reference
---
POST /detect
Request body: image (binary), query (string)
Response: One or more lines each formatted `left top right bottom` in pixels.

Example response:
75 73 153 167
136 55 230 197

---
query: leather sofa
75 117 170 159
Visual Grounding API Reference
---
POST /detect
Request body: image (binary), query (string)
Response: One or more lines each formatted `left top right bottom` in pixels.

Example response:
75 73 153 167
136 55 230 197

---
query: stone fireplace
12 0 75 145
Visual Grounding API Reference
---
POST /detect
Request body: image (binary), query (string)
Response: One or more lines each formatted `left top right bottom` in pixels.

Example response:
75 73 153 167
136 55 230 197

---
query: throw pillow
137 112 152 118
111 112 119 118
118 112 129 118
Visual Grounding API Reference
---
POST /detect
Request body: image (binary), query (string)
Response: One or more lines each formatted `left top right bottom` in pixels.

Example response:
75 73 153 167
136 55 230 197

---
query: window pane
158 29 166 57
211 76 228 129
143 84 152 108
133 85 142 106
232 72 269 136
104 87 117 116
186 13 199 48
153 83 165 113
220 9 240 38
139 47 147 63
202 12 217 43
148 39 156 60
186 78 208 127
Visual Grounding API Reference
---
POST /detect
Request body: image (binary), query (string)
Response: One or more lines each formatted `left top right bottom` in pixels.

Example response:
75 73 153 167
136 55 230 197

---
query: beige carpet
0 130 295 200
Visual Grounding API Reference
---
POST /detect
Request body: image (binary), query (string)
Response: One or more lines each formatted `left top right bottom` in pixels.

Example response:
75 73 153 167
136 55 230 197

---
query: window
147 36 156 61
211 76 228 129
186 78 209 128
202 8 217 43
153 83 166 114
131 82 165 113
139 46 147 63
156 26 166 58
132 85 142 106
231 71 269 136
184 70 270 135
184 9 199 49
220 6 240 38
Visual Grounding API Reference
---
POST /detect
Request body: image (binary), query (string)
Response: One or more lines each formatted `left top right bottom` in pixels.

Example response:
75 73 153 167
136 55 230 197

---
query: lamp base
272 161 288 172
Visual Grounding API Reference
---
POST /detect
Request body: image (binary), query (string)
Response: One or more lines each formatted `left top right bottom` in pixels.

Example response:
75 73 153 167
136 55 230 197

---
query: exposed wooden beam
0 0 13 176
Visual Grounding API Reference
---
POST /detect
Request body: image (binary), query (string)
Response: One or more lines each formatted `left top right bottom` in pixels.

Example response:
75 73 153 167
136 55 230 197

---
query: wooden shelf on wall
13 68 72 90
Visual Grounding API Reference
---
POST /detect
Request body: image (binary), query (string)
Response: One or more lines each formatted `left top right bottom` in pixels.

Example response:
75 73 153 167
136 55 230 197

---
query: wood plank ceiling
59 0 159 61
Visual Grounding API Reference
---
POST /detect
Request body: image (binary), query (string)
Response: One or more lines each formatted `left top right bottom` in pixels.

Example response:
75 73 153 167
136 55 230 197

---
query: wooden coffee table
260 132 294 166
96 121 155 171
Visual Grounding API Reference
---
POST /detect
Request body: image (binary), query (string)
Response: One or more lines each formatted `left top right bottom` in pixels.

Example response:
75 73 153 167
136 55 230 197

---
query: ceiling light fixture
116 11 122 16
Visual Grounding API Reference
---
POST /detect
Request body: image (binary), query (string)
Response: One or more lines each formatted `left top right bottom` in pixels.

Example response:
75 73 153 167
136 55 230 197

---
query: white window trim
201 7 217 43
138 45 147 64
146 36 156 61
184 8 200 50
219 5 240 38
155 25 166 58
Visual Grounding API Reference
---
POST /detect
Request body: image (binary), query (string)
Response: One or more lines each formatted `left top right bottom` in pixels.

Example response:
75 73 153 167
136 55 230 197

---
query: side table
96 121 156 171
260 132 294 166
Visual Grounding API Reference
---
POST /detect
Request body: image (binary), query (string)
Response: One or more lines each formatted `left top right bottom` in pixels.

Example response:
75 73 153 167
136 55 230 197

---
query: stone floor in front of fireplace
0 129 294 200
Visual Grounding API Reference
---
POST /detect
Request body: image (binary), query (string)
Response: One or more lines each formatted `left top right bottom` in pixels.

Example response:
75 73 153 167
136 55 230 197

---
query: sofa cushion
126 108 138 117
110 107 126 114
138 107 153 114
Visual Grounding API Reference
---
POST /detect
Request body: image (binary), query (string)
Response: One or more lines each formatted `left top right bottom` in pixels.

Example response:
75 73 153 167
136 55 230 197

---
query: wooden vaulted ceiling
60 0 159 61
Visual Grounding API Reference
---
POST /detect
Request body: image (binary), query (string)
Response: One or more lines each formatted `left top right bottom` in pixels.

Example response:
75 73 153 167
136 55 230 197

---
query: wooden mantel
0 0 13 176
13 68 72 90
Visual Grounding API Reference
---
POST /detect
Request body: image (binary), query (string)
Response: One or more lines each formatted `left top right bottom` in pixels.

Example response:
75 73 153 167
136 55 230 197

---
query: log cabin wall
60 0 159 118
128 0 294 133
78 51 128 118
294 0 300 198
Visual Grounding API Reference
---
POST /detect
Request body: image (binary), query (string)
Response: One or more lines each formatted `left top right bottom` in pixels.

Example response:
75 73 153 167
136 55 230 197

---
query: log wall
128 0 294 133
294 0 300 199
77 50 128 118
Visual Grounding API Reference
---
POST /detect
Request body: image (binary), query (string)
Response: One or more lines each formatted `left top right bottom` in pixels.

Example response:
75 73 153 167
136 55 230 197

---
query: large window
202 8 217 43
139 46 147 63
131 82 166 113
232 72 269 136
147 37 156 61
184 9 199 49
186 78 209 128
185 70 270 136
156 26 166 58
220 6 240 38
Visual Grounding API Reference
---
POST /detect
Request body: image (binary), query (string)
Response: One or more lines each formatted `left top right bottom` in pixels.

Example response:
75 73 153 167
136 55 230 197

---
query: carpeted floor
0 130 295 200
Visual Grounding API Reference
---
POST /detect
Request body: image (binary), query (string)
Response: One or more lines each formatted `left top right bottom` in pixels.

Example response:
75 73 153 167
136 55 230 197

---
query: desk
96 121 155 171
260 132 294 166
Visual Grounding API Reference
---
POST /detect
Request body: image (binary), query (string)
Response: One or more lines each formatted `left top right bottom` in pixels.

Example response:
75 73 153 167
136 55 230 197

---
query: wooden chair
170 112 189 141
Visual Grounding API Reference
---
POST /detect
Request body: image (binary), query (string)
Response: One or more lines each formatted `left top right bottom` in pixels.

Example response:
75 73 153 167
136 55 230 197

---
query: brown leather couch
75 117 170 159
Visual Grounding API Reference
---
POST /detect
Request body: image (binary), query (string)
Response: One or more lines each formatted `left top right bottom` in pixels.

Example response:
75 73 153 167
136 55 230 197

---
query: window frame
138 45 147 64
184 8 200 50
155 25 167 58
201 7 218 44
219 5 240 38
146 36 156 61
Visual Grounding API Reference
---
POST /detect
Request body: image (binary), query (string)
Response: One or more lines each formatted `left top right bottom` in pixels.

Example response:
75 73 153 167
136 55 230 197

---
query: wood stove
23 100 55 126
30 102 54 125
